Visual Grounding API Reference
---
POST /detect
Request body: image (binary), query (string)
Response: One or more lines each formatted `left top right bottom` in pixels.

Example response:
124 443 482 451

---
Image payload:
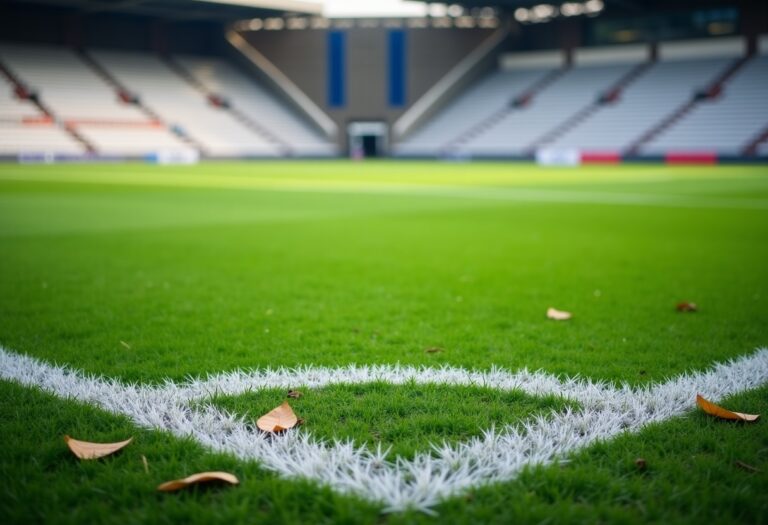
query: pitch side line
1 347 766 512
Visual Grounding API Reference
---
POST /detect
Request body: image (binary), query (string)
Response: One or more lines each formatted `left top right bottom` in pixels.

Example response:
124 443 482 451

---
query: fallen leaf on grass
425 347 443 354
676 302 698 312
257 401 299 433
64 435 133 460
547 307 572 321
157 472 239 492
287 389 302 399
734 460 760 473
696 394 759 422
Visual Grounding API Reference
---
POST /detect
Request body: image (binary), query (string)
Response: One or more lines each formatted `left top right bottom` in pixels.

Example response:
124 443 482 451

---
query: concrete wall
659 36 746 60
243 26 494 151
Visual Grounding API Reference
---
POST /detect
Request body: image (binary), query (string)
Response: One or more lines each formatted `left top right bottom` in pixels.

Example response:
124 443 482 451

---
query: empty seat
178 56 336 157
548 58 733 153
458 63 636 156
641 56 768 154
92 50 283 157
0 44 147 122
76 125 196 156
394 68 551 156
0 122 84 155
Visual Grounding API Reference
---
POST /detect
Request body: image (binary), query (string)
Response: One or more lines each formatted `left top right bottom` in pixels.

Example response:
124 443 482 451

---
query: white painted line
1 347 766 512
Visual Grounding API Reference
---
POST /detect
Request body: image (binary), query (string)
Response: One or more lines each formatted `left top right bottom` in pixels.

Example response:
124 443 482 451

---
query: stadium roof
8 0 747 20
7 0 322 19
446 0 741 12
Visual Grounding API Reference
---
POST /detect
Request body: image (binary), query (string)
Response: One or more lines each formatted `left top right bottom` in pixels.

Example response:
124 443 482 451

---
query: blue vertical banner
327 31 347 108
388 30 407 107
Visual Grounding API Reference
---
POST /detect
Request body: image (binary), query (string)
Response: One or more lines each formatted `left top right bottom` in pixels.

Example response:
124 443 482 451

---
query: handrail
225 29 337 139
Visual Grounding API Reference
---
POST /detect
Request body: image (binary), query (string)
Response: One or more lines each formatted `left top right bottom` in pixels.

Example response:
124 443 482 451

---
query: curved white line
1 347 766 512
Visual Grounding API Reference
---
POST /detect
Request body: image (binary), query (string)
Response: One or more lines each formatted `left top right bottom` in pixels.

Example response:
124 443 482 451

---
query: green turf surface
0 161 767 523
207 383 571 459
1 378 765 524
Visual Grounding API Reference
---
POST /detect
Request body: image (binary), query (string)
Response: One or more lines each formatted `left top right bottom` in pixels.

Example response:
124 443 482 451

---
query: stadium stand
457 62 640 156
0 10 764 162
0 59 86 156
547 58 740 154
394 37 768 160
395 48 650 157
90 49 285 157
0 40 336 158
176 56 336 157
0 45 148 122
639 44 768 155
0 44 195 157
392 68 553 157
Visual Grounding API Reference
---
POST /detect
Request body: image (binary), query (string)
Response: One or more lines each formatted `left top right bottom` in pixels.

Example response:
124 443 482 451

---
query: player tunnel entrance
348 121 388 159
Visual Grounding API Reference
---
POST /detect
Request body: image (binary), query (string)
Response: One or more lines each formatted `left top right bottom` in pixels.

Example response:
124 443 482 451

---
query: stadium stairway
160 54 291 156
744 124 768 156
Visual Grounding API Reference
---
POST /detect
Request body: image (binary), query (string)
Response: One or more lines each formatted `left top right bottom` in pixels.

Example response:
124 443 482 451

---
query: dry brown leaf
696 394 759 422
257 401 298 433
676 302 698 312
547 307 572 321
287 389 303 399
157 471 239 492
425 347 443 354
64 435 133 460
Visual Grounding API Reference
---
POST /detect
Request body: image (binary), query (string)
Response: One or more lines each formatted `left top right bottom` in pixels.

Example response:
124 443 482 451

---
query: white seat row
457 63 637 156
548 58 732 152
0 123 84 154
0 43 335 157
91 50 285 157
76 125 196 156
178 56 336 157
393 69 551 156
395 38 768 157
642 56 768 154
0 44 198 156
0 44 147 122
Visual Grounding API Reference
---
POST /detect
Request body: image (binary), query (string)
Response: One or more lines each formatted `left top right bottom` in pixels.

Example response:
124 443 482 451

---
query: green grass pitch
0 161 767 524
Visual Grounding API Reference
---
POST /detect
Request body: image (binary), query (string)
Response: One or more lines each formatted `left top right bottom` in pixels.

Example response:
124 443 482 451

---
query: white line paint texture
1 347 767 513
